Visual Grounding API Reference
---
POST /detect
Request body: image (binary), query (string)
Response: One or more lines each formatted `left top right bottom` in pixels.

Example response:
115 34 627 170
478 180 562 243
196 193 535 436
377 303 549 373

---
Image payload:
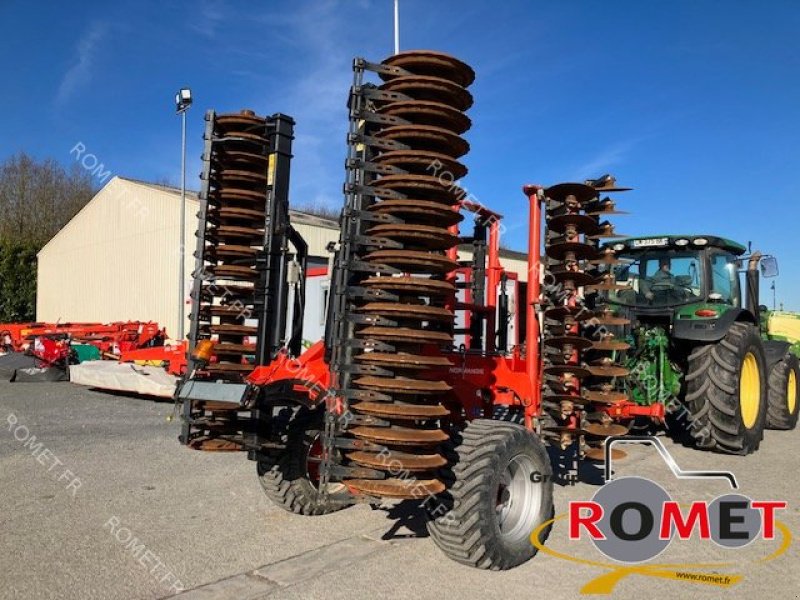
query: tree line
0 152 95 321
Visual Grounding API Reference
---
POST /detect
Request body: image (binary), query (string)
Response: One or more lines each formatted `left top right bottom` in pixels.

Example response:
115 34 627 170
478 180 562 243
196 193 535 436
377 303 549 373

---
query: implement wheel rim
739 352 760 429
496 453 543 543
788 369 797 414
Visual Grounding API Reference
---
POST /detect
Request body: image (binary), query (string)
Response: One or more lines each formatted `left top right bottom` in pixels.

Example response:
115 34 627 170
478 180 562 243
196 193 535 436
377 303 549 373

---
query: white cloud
573 139 639 181
55 21 109 106
189 0 225 38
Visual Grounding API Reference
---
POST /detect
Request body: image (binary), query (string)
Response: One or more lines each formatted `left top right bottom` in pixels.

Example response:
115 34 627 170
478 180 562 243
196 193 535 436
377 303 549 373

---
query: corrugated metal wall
37 177 529 341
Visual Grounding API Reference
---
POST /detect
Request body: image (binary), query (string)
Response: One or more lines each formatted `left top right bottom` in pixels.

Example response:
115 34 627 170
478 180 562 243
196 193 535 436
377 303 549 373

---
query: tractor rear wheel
256 408 347 516
766 353 800 430
684 322 767 454
427 419 554 570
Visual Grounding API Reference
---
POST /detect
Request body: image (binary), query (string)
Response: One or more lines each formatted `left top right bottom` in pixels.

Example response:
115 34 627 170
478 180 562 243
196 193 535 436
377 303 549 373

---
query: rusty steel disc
372 150 467 180
207 225 263 242
208 265 258 280
550 269 597 287
544 426 590 436
586 365 629 377
217 169 267 184
353 376 451 394
583 389 628 404
592 340 631 351
544 336 594 351
349 425 449 446
544 364 592 379
588 254 624 266
199 284 253 301
357 326 452 345
214 149 268 165
216 206 265 221
356 352 452 369
215 113 267 140
547 213 600 235
377 100 471 134
593 310 630 325
210 188 265 204
587 176 632 193
362 276 454 296
586 274 629 291
369 199 463 226
374 173 464 204
197 400 241 412
375 125 469 158
347 450 447 471
546 242 598 261
209 324 257 336
188 436 244 451
209 245 259 260
357 302 453 322
213 342 254 355
584 447 627 462
351 401 450 420
544 306 594 321
545 183 598 204
589 223 626 238
203 305 253 317
543 394 592 408
585 198 629 216
367 223 460 250
584 423 630 437
345 478 445 499
381 50 476 87
364 250 459 274
379 76 473 111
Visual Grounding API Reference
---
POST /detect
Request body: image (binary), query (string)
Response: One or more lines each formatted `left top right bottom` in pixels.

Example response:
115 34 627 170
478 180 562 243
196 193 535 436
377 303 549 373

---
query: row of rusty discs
187 111 271 452
197 110 270 380
341 51 475 499
541 178 633 460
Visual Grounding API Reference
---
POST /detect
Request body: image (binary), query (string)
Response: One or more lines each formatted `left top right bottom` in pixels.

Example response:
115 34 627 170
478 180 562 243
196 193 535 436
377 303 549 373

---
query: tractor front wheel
766 353 800 430
427 419 554 570
256 408 347 516
685 322 768 454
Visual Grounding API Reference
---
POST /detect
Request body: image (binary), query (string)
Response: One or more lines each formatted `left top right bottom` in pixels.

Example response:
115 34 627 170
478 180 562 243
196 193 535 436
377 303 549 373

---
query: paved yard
0 381 798 599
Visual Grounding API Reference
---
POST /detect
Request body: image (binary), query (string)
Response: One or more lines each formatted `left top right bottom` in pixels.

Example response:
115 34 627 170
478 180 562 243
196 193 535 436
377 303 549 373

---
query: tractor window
709 252 739 305
609 251 703 307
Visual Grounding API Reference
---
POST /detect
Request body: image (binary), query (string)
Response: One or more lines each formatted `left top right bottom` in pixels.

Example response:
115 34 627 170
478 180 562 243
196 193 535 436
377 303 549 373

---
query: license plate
632 237 668 248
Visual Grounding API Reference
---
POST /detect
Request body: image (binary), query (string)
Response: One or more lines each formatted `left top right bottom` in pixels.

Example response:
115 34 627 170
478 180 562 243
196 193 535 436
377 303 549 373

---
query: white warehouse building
36 177 529 341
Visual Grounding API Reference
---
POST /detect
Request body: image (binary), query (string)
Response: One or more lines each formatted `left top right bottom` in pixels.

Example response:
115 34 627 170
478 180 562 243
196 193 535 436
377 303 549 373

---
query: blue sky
1 0 799 308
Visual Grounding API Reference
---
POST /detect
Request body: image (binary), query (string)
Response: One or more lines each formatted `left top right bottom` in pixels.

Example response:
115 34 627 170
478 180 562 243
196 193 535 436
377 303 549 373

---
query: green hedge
0 240 38 322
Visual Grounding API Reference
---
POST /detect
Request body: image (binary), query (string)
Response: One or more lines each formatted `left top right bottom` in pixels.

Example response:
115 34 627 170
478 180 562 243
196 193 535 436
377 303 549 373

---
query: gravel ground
0 380 798 600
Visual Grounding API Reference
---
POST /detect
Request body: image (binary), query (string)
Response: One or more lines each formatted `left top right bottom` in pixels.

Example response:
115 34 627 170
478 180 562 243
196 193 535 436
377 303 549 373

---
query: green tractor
603 235 799 454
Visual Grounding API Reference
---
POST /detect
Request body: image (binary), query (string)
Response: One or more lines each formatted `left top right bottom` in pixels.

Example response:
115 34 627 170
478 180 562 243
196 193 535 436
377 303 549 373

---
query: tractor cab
603 234 778 338
607 235 745 311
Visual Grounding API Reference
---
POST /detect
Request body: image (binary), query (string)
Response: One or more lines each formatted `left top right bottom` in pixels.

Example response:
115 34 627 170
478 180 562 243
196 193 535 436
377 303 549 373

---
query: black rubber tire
427 419 554 570
766 353 800 430
256 408 347 516
684 322 768 455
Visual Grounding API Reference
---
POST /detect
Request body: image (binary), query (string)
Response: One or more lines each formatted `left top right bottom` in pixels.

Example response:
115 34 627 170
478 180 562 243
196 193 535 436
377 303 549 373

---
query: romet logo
529 437 792 594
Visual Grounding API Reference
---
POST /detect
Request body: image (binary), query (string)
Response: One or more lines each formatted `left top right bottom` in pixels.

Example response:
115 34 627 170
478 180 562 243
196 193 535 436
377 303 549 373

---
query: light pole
394 0 400 55
175 88 192 340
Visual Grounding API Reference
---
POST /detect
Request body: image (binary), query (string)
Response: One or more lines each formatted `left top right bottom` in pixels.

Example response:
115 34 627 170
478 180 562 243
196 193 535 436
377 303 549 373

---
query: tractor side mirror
760 256 779 278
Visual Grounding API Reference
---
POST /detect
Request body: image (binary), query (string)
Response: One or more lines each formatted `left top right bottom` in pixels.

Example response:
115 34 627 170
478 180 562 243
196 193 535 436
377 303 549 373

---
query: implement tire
684 322 767 455
766 353 800 430
256 408 347 516
427 419 554 570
